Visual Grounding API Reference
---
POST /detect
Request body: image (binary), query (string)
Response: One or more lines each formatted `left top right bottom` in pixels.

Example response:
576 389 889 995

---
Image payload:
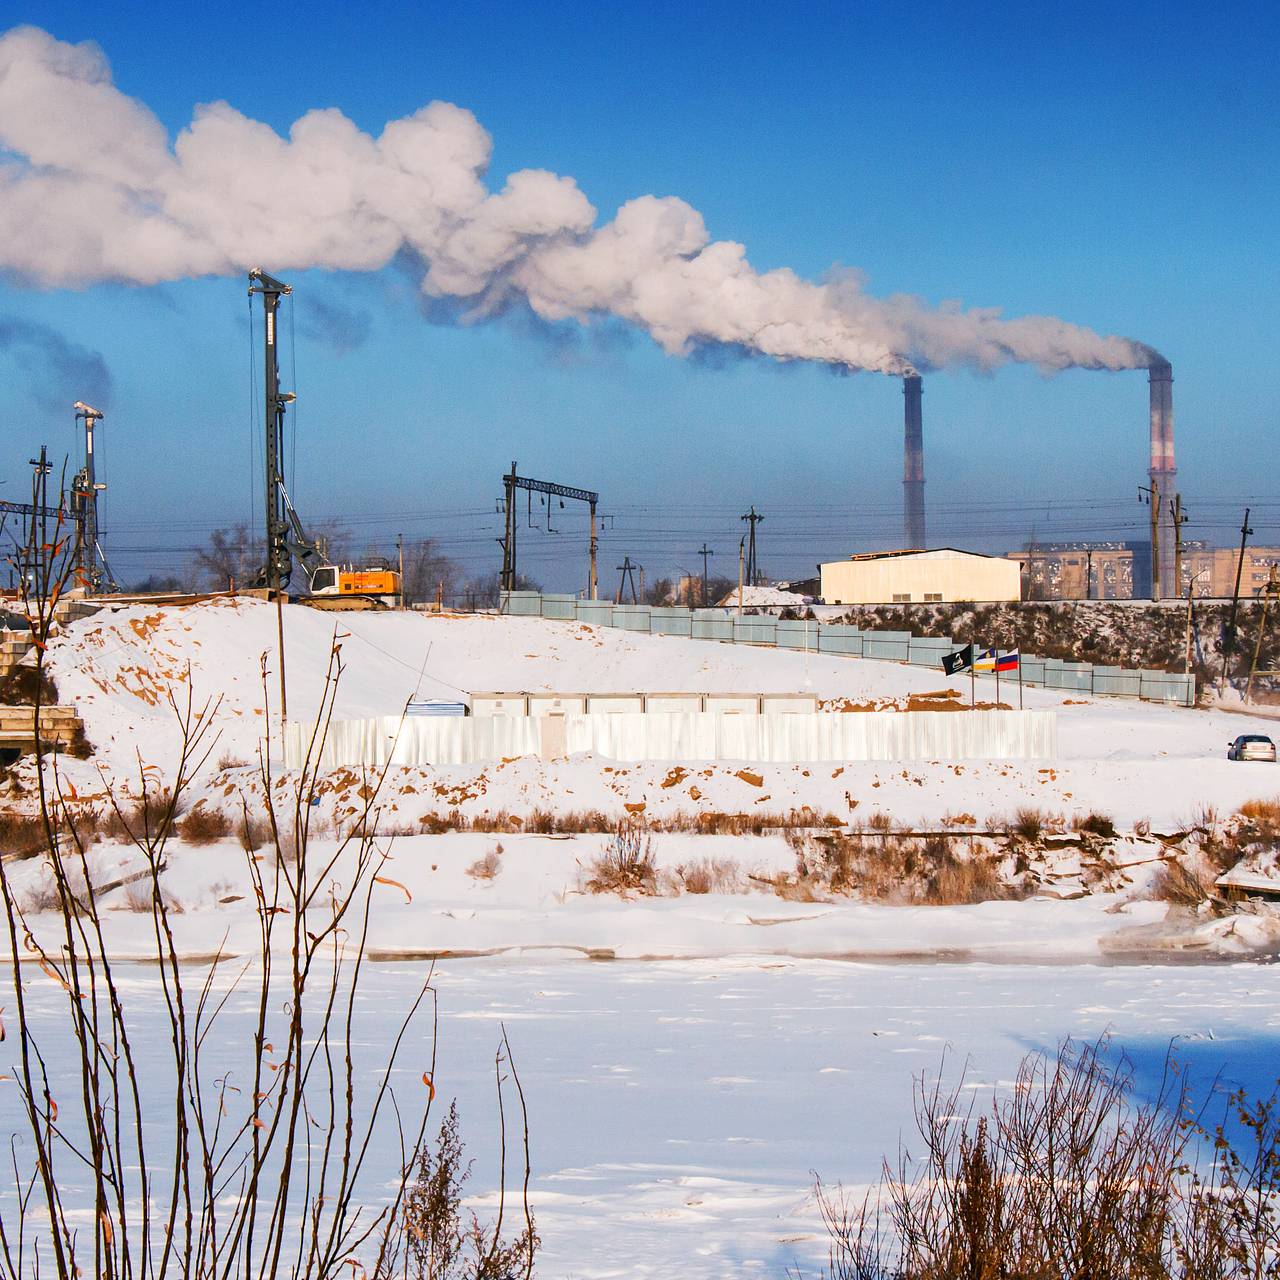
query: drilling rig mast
70 400 119 592
246 269 400 604
248 269 322 593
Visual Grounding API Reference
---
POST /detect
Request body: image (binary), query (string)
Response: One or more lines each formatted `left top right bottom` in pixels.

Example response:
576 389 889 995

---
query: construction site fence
284 709 1057 771
500 592 1197 707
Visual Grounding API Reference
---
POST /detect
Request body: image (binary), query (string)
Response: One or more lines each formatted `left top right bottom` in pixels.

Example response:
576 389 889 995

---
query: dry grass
1149 855 1218 906
524 808 558 834
817 1037 1280 1279
237 813 274 852
0 662 58 707
17 874 63 913
216 750 250 771
789 830 1028 906
1073 810 1117 838
419 809 468 834
102 789 186 843
0 809 49 858
926 856 1007 904
1010 806 1044 842
584 823 656 895
120 878 186 915
1237 796 1280 839
176 806 233 844
674 856 741 895
410 806 839 836
466 844 504 881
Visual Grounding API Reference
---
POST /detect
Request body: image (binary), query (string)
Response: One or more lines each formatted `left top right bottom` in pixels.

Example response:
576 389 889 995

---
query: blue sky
2 1 1277 589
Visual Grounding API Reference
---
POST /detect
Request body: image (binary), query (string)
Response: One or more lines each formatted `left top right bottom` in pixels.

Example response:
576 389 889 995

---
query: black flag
941 643 974 676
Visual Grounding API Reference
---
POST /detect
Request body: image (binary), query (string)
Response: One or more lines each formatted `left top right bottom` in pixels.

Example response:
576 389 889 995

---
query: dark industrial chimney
903 374 925 548
1148 361 1176 596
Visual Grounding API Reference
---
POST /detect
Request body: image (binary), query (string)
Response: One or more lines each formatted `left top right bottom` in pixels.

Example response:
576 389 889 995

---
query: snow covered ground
6 825 1276 963
1 595 1273 962
36 597 1280 834
7 599 1280 1274
15 956 1280 1278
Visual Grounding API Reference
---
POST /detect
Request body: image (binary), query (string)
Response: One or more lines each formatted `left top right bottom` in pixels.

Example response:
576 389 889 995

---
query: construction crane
70 401 120 593
246 269 400 607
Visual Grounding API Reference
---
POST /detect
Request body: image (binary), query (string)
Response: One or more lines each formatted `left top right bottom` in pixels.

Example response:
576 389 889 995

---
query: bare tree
0 501 538 1279
194 523 263 589
400 538 463 607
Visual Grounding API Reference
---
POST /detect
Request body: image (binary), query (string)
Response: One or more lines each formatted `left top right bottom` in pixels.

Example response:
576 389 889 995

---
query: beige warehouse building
820 548 1022 605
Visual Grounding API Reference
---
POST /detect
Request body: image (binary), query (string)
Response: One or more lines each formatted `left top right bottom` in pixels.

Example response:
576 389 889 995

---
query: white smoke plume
0 315 111 411
0 25 1160 376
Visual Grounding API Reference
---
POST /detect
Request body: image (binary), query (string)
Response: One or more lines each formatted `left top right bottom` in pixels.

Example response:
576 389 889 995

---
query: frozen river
13 956 1280 1278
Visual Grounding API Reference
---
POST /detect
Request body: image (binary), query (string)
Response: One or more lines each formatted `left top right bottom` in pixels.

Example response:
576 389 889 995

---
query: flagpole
970 654 975 709
1018 654 1024 710
995 656 1001 708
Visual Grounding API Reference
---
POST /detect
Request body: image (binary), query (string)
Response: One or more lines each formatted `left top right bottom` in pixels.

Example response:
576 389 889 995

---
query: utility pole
1245 566 1280 703
497 461 598 599
396 532 405 608
1138 480 1160 601
697 543 714 607
1185 572 1201 676
589 498 598 600
1 448 96 596
737 536 746 615
1222 507 1253 684
740 506 764 586
500 461 518 595
615 556 640 604
27 447 52 596
1085 548 1093 601
1169 493 1187 598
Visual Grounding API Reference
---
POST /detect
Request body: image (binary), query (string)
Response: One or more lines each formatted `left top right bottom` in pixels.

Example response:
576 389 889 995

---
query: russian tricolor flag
995 650 1020 672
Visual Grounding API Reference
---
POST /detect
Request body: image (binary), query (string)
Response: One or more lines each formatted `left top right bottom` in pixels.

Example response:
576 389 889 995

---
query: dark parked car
1227 734 1277 762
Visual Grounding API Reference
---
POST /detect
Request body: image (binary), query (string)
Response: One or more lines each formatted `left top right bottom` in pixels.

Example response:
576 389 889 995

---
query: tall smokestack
1148 361 1176 596
903 374 926 548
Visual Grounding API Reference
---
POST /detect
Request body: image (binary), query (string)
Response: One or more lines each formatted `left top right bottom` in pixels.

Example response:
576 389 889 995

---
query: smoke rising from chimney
0 26 1162 378
0 315 111 412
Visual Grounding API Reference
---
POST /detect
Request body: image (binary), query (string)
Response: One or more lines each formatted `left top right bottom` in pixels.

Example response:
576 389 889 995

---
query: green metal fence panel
907 637 955 667
1092 667 1142 697
504 594 1197 706
650 607 693 637
500 590 544 616
734 617 779 645
1139 670 1195 706
575 601 615 626
692 612 735 640
864 631 911 661
539 593 579 620
775 619 821 650
611 605 653 632
818 625 864 656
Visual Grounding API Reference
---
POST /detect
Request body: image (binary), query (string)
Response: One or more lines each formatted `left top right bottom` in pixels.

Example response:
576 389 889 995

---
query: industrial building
819 548 1021 605
1009 543 1138 601
1009 542 1280 601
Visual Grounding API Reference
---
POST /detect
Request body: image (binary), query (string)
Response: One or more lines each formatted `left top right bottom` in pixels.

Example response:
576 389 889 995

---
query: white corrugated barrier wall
283 710 1056 771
